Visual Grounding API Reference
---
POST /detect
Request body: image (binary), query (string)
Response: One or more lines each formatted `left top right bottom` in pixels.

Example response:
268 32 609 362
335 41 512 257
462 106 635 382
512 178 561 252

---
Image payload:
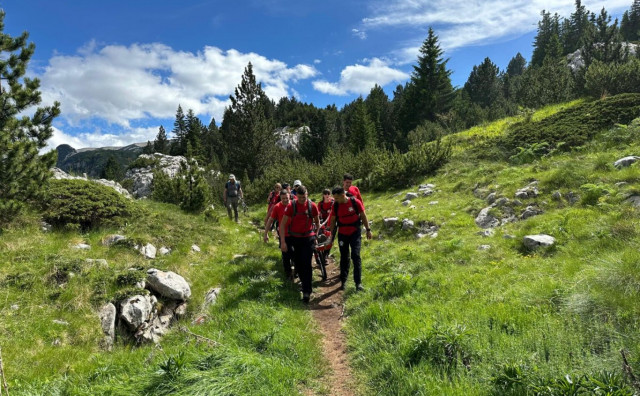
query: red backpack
288 200 314 237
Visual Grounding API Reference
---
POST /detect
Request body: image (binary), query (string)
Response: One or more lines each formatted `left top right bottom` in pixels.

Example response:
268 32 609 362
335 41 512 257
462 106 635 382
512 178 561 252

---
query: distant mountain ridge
56 143 146 178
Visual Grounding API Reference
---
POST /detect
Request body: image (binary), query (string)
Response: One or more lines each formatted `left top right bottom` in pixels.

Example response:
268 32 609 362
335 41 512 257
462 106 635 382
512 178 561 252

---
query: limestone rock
99 303 117 351
552 191 562 201
523 234 556 250
626 195 640 208
515 182 539 199
41 221 52 232
123 153 203 198
383 217 398 228
405 192 419 200
103 234 126 246
478 245 491 251
51 167 132 198
85 258 108 267
401 219 414 230
520 206 544 220
204 287 221 308
614 156 640 169
191 244 201 252
138 243 156 259
120 295 153 330
476 229 495 237
146 268 191 300
72 243 91 250
475 207 500 229
402 200 411 206
486 192 497 204
159 247 171 256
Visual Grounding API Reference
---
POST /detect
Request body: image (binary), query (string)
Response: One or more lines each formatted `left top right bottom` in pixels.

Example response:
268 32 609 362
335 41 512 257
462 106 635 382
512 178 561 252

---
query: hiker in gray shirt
224 174 243 222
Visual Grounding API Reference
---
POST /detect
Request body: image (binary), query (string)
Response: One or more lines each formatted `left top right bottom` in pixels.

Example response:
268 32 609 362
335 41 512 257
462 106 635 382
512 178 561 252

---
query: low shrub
41 179 135 230
151 158 210 212
406 324 472 376
579 183 609 206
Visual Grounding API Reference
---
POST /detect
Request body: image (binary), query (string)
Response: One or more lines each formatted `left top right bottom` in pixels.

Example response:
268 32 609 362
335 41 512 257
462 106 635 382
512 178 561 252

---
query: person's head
332 186 347 202
343 173 353 189
322 188 332 202
279 189 290 205
293 179 302 188
296 185 308 202
282 182 290 191
274 182 282 191
229 174 236 181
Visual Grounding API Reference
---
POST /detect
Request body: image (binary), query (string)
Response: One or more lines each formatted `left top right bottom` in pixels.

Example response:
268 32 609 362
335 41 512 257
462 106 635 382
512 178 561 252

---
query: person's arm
313 213 320 233
279 215 289 252
223 185 228 203
330 215 337 242
264 217 274 243
360 211 372 240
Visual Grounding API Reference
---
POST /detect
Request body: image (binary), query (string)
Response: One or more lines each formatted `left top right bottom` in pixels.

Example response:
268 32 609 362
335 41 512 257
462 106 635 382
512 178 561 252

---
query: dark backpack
333 196 361 228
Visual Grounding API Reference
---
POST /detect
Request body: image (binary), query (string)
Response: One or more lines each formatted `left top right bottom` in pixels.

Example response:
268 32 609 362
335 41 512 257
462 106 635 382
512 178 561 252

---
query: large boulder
146 268 191 300
523 234 556 250
405 192 419 200
120 295 154 330
98 303 117 351
614 156 640 169
123 153 188 198
401 219 414 230
383 217 399 228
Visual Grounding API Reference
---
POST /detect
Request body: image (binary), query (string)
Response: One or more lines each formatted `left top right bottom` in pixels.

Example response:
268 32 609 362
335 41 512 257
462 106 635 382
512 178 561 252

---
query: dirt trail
307 256 355 396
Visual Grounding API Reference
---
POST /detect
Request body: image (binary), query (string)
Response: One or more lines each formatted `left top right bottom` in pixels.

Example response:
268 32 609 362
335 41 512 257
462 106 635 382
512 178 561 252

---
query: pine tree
0 11 61 224
170 105 186 155
348 97 376 154
582 8 626 67
153 125 168 154
621 0 640 41
142 140 154 154
564 0 593 53
185 108 203 159
531 11 562 67
464 57 503 108
101 155 123 181
365 84 396 150
220 62 277 180
402 28 454 135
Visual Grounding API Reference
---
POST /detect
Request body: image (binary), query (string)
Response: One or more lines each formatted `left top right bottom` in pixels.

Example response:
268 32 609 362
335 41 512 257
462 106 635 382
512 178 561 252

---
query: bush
151 158 210 212
41 179 135 230
406 324 472 376
585 59 640 98
580 183 609 206
128 155 159 170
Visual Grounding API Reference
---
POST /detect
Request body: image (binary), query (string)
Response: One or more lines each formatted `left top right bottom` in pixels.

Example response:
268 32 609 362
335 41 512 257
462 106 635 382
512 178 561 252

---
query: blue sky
1 0 630 150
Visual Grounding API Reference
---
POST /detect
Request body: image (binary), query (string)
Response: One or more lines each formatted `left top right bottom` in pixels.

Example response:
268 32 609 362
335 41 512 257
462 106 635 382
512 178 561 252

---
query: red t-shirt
270 201 290 236
347 185 363 204
283 200 318 237
318 199 333 225
335 197 365 236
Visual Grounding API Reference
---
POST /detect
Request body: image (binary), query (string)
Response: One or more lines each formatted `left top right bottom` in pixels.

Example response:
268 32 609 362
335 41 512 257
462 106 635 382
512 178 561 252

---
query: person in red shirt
343 173 363 205
264 182 282 230
330 186 372 291
280 185 320 303
318 188 334 228
264 189 293 280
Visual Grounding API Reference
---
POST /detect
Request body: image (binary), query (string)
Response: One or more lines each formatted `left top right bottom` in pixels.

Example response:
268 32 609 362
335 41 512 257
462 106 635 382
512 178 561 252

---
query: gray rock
146 268 191 300
419 184 435 190
503 234 516 239
515 182 539 199
512 200 523 206
191 244 201 252
275 126 307 152
405 192 419 200
53 319 69 326
475 207 500 229
428 201 439 205
102 234 126 246
174 302 188 318
552 191 562 201
616 182 629 188
473 188 489 199
204 287 221 308
420 189 434 197
123 153 190 198
135 280 146 289
494 197 510 207
523 234 556 250
486 192 497 204
614 156 640 168
10 304 19 310
120 295 153 330
383 217 398 228
99 303 116 351
416 233 428 239
626 195 640 208
476 229 495 237
566 191 580 205
41 221 52 232
478 245 491 251
138 243 156 259
430 232 438 238
159 247 171 256
520 206 544 220
402 200 411 206
72 243 91 250
401 219 414 230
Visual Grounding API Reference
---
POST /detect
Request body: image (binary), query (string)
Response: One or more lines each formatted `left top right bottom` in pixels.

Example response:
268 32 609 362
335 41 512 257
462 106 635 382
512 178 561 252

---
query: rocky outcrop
275 126 309 152
123 153 187 198
51 167 132 198
146 269 191 300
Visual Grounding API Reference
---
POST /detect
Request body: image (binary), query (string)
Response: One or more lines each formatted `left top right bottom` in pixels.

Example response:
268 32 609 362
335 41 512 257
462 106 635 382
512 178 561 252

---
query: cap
229 174 235 179
293 179 302 187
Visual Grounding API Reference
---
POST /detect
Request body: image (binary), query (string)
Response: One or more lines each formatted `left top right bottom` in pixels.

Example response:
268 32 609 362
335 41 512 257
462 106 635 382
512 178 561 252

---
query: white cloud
314 59 322 64
312 58 409 96
352 28 367 40
362 0 631 54
45 125 159 152
39 43 318 128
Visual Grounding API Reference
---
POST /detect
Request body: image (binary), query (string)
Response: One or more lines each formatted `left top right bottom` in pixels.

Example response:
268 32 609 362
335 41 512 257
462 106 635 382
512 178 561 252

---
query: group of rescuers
224 173 372 304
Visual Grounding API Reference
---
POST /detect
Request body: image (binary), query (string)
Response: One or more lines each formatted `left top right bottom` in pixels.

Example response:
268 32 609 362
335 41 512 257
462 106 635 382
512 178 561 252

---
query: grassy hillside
3 95 640 394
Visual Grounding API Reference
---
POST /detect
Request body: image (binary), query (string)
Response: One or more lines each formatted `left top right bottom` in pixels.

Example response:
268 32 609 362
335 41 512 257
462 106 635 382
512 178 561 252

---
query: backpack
333 197 361 228
288 200 313 237
226 181 240 197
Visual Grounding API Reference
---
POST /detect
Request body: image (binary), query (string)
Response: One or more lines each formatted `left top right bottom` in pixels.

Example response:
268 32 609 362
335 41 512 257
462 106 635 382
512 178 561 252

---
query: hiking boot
302 293 310 303
356 284 364 292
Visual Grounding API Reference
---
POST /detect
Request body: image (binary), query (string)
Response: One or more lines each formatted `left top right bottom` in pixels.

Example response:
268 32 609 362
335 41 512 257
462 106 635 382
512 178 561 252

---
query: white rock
138 243 156 259
99 303 116 351
10 304 19 311
191 244 201 252
523 234 556 250
405 192 419 200
383 217 398 228
402 200 411 206
159 247 171 256
72 243 91 250
428 201 438 205
401 219 414 230
614 156 640 168
475 207 500 229
146 268 191 300
478 245 491 251
41 221 52 232
85 258 108 267
204 287 221 308
102 234 126 246
120 295 153 330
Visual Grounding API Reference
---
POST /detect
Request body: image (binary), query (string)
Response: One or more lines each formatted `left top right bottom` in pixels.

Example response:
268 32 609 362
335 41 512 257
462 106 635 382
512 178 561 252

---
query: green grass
4 96 640 395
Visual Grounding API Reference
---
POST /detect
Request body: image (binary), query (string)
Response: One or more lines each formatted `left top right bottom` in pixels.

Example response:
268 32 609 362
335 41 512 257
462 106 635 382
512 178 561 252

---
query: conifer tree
582 8 625 67
348 97 376 153
531 11 562 67
564 0 593 53
142 140 154 154
401 28 454 134
464 57 503 108
153 125 168 154
0 11 61 224
101 155 123 181
621 0 640 41
365 84 396 150
220 62 277 180
170 105 186 155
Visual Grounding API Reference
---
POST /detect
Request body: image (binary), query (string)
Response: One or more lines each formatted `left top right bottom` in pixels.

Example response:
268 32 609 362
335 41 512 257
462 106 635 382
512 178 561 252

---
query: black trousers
338 230 362 285
286 236 314 294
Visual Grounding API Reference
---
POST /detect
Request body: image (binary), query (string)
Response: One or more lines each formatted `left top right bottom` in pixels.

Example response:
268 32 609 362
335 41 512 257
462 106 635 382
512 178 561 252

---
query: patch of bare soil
307 255 355 396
